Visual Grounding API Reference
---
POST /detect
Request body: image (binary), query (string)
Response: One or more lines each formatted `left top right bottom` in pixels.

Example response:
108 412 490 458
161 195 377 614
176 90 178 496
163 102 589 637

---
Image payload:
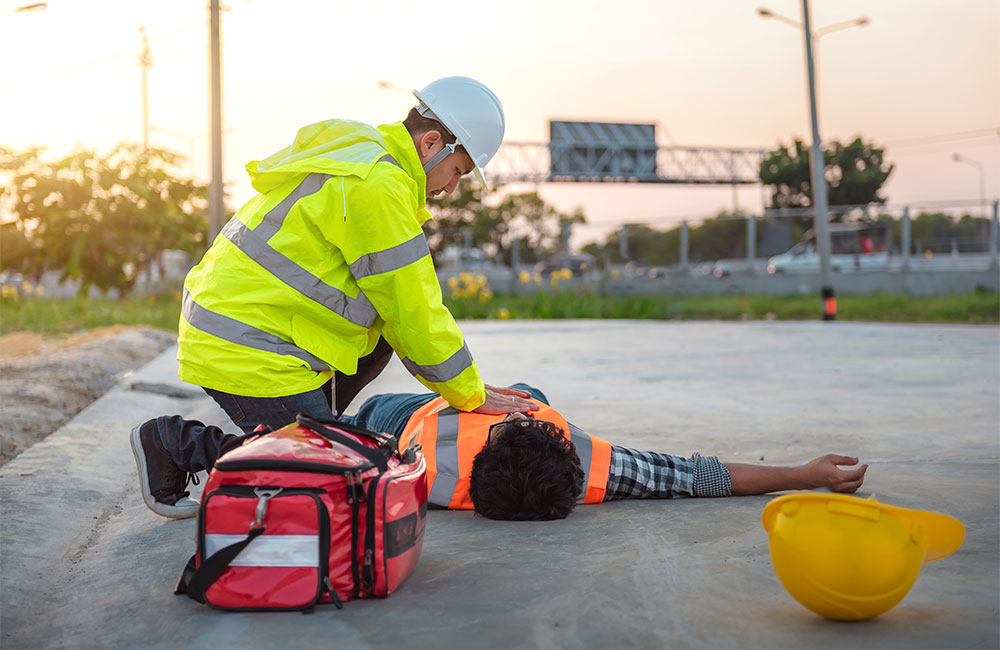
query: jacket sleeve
333 169 486 411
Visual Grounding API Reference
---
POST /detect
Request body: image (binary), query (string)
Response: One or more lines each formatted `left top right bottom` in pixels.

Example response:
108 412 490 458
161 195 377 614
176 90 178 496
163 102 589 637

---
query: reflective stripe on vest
182 289 331 372
398 398 613 509
400 342 474 384
427 408 462 507
204 533 319 567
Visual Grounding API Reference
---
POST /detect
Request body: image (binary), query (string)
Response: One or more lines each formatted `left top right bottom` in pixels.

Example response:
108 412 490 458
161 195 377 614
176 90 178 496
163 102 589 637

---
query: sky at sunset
2 0 997 250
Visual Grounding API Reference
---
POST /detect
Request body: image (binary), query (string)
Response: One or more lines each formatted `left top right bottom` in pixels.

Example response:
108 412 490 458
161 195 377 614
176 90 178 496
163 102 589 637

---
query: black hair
469 419 584 521
402 107 459 147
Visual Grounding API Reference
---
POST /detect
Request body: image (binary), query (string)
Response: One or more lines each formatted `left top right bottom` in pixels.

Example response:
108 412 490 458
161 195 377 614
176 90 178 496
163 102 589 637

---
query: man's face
418 131 475 198
486 412 533 445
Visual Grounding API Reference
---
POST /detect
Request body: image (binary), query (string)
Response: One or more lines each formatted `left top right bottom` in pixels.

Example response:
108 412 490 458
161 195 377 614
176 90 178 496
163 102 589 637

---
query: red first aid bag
175 414 427 611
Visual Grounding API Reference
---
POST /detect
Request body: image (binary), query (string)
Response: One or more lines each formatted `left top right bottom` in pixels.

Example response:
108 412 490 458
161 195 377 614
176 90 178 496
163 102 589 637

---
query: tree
583 212 750 267
424 178 584 265
690 213 748 261
0 144 209 297
422 177 486 256
759 137 894 216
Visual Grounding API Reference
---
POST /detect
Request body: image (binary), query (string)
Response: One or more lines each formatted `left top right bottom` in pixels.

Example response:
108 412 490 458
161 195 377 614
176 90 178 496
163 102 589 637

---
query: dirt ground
0 326 176 465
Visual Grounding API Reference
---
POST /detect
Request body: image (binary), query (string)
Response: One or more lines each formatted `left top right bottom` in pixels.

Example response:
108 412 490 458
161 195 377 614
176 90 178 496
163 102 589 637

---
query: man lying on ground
132 384 868 521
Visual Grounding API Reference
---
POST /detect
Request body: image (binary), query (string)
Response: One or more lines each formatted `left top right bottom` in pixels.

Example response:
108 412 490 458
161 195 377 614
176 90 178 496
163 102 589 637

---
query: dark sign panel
548 120 659 181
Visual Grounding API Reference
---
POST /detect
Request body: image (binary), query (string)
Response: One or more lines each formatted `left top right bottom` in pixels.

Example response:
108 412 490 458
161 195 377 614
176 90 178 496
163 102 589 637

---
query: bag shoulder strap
175 527 265 603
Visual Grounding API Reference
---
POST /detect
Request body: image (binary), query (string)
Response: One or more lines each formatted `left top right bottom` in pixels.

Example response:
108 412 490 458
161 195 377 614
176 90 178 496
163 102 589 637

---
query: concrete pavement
2 320 998 649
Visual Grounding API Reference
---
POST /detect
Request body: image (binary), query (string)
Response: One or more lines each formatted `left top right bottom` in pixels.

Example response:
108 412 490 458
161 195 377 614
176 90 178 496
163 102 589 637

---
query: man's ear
416 130 444 162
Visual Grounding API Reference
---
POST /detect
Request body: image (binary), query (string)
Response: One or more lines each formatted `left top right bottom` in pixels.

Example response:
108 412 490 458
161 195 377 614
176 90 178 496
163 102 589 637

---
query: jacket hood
246 120 390 194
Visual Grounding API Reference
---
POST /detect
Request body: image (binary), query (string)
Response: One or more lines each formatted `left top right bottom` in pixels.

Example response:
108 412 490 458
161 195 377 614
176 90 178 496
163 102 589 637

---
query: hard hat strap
415 100 461 174
422 142 457 174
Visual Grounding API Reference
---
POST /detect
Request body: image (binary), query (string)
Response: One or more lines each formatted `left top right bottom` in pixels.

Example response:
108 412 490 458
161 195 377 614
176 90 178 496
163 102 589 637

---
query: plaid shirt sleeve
603 446 732 501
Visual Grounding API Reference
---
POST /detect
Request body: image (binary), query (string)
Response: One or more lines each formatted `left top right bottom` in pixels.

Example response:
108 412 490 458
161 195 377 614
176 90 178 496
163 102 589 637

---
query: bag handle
295 414 390 473
298 413 396 447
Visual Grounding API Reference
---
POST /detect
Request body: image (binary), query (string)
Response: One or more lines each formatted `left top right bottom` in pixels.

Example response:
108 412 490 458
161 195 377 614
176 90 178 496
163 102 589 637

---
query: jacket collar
377 122 427 209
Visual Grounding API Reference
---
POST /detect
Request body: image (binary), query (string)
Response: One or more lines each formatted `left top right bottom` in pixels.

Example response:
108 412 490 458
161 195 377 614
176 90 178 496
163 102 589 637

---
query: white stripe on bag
205 533 320 567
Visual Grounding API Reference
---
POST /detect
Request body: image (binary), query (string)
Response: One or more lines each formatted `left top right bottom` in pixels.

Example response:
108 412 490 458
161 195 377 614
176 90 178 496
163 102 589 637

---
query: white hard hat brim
473 166 489 192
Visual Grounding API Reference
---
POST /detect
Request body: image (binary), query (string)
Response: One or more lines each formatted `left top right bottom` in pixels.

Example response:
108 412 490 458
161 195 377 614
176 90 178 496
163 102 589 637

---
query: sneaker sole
130 425 199 519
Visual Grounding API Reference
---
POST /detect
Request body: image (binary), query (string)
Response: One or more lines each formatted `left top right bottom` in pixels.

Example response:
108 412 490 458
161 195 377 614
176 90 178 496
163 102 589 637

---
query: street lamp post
208 0 225 241
758 1 869 321
952 153 987 217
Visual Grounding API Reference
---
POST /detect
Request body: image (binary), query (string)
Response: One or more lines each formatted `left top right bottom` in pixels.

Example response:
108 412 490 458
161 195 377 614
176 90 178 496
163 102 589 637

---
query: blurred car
437 246 495 270
533 253 596 277
767 224 890 274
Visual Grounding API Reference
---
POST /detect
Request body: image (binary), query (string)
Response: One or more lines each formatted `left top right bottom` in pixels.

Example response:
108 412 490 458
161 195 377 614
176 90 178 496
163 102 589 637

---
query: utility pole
758 2 867 320
137 27 152 150
801 0 836 320
559 221 571 255
208 0 225 240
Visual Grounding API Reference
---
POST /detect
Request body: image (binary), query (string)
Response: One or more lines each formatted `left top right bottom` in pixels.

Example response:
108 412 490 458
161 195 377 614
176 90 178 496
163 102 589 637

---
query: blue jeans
203 381 335 434
341 382 550 437
158 381 548 474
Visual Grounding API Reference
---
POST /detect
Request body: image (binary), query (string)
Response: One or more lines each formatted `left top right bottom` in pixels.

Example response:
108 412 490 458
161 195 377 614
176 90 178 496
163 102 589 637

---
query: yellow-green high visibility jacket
177 119 486 411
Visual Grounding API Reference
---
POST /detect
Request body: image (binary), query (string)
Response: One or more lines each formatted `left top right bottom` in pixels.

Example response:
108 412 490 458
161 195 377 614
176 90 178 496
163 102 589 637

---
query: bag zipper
213 457 373 474
362 471 382 595
345 469 364 599
365 456 426 595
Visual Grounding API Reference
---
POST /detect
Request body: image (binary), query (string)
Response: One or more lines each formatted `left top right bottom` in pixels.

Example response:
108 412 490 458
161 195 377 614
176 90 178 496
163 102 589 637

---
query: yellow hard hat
761 493 964 620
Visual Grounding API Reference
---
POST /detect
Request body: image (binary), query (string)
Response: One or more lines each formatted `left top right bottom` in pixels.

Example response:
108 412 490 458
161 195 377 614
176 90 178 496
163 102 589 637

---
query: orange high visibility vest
398 397 613 509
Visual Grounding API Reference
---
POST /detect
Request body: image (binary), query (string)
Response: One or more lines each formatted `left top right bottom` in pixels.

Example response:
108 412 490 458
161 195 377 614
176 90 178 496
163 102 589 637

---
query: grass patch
1 291 182 335
1 288 996 336
446 290 999 324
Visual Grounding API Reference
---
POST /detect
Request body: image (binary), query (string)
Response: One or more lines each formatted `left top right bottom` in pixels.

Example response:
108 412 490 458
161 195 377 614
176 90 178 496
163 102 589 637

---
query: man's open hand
472 384 540 415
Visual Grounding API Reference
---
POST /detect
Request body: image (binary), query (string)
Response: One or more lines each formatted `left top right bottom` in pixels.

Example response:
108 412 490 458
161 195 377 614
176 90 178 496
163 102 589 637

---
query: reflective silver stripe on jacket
349 233 431 280
220 157 407 329
568 423 593 504
251 172 334 241
428 409 462 507
400 342 474 383
222 214 378 328
182 290 331 371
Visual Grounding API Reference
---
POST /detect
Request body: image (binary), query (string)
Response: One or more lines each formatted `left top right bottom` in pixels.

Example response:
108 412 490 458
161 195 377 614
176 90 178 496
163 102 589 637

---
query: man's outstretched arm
725 454 868 496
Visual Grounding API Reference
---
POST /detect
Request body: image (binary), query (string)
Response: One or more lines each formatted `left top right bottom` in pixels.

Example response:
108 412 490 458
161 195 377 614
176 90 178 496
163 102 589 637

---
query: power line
60 23 200 74
883 127 1000 148
890 138 1000 156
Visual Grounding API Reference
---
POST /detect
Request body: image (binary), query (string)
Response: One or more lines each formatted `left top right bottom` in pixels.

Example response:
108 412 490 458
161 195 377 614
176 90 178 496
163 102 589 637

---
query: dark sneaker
130 419 200 519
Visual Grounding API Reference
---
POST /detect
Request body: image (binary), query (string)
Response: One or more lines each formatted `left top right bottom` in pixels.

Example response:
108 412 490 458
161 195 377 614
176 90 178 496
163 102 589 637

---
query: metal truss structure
486 141 767 186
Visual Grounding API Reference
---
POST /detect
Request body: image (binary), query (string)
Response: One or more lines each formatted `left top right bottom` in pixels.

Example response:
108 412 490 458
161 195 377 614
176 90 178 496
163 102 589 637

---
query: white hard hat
413 76 505 190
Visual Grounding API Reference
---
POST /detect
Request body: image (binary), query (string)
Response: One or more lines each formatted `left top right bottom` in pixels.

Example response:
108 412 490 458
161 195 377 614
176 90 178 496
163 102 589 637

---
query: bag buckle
252 487 282 529
403 443 421 464
345 471 365 505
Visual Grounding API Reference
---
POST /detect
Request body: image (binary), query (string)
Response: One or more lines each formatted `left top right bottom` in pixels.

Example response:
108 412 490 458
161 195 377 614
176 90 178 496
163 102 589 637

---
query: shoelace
186 472 201 488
